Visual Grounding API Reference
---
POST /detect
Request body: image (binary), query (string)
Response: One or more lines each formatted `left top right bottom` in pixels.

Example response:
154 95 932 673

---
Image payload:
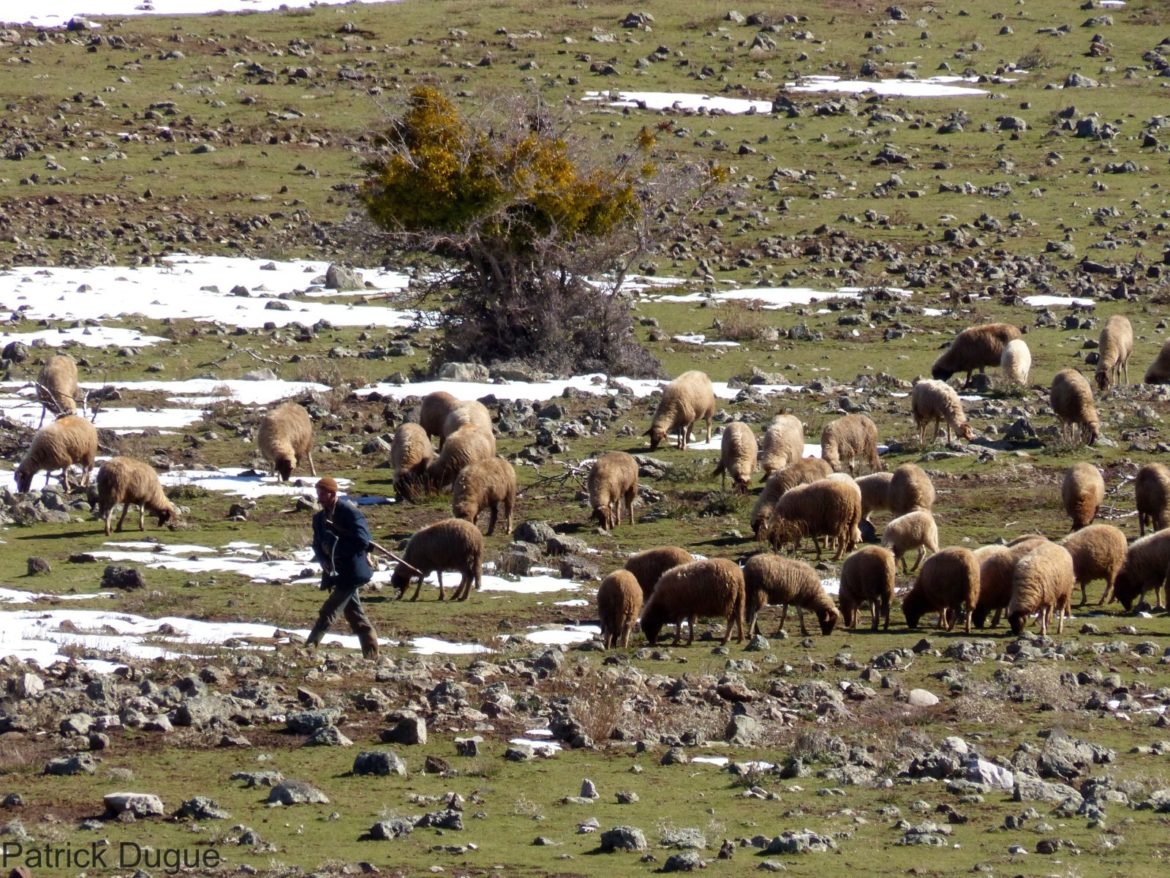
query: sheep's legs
116 502 132 533
307 450 317 477
486 505 498 536
685 615 696 646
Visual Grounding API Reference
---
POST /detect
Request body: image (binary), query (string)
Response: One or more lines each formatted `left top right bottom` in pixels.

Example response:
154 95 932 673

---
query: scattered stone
266 780 329 805
599 825 648 852
104 792 165 818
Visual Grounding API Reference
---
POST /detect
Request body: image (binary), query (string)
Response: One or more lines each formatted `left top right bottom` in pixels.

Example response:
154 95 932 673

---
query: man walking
306 476 380 659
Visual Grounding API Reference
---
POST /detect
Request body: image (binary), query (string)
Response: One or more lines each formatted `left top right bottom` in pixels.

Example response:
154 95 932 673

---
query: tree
360 86 720 377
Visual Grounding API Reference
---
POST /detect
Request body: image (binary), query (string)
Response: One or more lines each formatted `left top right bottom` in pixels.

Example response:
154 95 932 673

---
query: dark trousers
306 580 378 657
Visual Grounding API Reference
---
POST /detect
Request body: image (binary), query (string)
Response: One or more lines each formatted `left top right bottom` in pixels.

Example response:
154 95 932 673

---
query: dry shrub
713 303 773 342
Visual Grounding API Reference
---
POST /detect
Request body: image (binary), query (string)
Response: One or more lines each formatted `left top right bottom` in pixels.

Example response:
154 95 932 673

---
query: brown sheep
1059 523 1127 607
1000 338 1032 387
36 354 80 424
1112 528 1170 610
1135 462 1170 536
419 391 460 445
1095 314 1133 392
258 402 315 482
645 370 716 451
888 463 936 516
767 476 862 561
623 546 694 601
910 379 975 445
971 537 1048 629
881 509 939 574
14 414 98 493
391 422 435 502
712 421 758 492
1007 541 1075 636
96 456 178 536
931 322 1022 384
452 456 517 535
751 457 834 539
639 558 746 646
856 472 893 524
424 425 497 492
902 547 980 633
597 570 643 649
840 545 896 631
744 553 838 637
389 518 484 601
1050 368 1100 446
441 400 493 443
587 451 638 530
1144 340 1170 385
1061 461 1104 531
760 414 805 479
820 414 881 475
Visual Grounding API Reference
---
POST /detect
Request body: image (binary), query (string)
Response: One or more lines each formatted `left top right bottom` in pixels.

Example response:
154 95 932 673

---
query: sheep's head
767 518 802 553
13 465 32 494
970 606 990 629
645 424 667 451
1094 369 1110 393
1112 567 1137 611
1085 422 1101 446
158 504 178 530
901 586 927 629
639 606 663 646
1008 611 1027 636
818 607 839 636
930 363 954 381
275 454 295 481
957 423 975 441
591 505 614 530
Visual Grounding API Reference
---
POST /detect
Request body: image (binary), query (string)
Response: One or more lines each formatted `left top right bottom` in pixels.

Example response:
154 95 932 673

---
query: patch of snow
786 75 999 98
524 624 599 645
671 334 740 347
409 637 491 656
0 588 116 604
0 327 167 349
1021 295 1095 308
7 0 404 26
583 90 772 115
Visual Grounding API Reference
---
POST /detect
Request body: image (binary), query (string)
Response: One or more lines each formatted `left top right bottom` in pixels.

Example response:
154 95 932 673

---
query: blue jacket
312 499 373 585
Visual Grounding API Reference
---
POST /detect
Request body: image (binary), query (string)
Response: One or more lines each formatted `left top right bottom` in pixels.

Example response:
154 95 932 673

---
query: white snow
1021 295 1095 308
785 75 1000 98
5 0 402 28
583 91 773 115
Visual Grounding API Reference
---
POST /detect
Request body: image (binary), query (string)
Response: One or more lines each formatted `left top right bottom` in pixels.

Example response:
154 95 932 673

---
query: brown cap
315 476 339 493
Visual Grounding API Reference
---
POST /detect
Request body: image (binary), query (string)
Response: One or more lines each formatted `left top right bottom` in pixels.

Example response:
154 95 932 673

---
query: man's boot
358 629 379 660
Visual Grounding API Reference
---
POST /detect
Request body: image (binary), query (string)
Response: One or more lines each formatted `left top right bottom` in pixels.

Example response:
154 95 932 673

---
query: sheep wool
820 413 882 475
881 508 940 574
751 457 833 539
451 455 517 535
425 424 497 492
931 322 1022 384
639 558 746 647
390 518 484 602
971 536 1048 629
15 414 98 493
1135 462 1170 536
1050 368 1100 446
712 421 758 493
587 451 639 530
1007 541 1075 636
442 400 493 443
1112 528 1170 610
902 547 980 633
1059 523 1127 607
391 422 435 502
910 379 974 445
760 414 805 478
419 391 460 444
624 546 695 600
839 545 896 631
888 463 936 515
744 553 838 637
768 476 862 560
856 472 894 523
36 354 80 421
1095 314 1133 392
597 570 643 649
999 338 1032 387
645 370 716 451
258 402 315 482
1144 340 1170 385
96 456 178 536
1061 461 1104 531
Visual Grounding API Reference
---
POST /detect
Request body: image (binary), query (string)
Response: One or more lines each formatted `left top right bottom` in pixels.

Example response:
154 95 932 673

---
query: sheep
442 400 493 443
901 546 981 633
258 402 315 481
419 390 460 445
1112 528 1170 610
888 463 936 516
1000 338 1032 387
767 476 862 560
712 421 758 492
760 414 805 479
820 413 882 475
1144 340 1170 385
645 370 716 451
1135 463 1170 537
587 451 638 530
389 518 484 602
856 472 893 524
391 422 435 502
744 553 838 637
424 424 497 492
1050 368 1100 446
751 457 833 539
910 379 975 446
839 545 896 631
624 546 695 601
597 569 643 649
1059 523 1127 607
639 558 745 646
451 455 517 535
931 322 1023 384
1007 541 1075 636
14 414 98 493
36 354 80 423
96 456 178 536
1095 314 1133 392
881 509 939 574
1061 461 1104 531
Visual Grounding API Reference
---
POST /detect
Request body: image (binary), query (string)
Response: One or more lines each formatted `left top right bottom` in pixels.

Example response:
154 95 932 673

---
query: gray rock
266 780 329 805
599 825 648 852
307 725 352 747
175 796 230 819
369 817 414 839
44 754 97 776
381 716 427 746
661 747 689 765
580 779 599 799
15 673 43 697
907 688 939 707
660 827 706 849
766 829 838 854
1013 776 1083 809
967 757 1014 791
174 695 234 729
438 362 490 382
663 851 704 871
512 520 558 545
325 263 364 290
455 736 482 757
726 714 762 746
104 792 165 818
101 566 146 589
353 750 407 777
60 712 95 735
285 709 341 734
416 809 463 830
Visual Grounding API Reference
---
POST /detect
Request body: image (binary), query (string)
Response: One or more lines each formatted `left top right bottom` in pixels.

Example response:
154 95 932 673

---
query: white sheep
645 370 716 451
389 518 484 601
910 378 974 446
1135 462 1170 537
1095 314 1133 392
999 338 1032 387
1061 461 1104 531
451 455 517 535
96 456 178 536
856 471 893 524
1007 541 1075 636
751 457 834 539
1050 368 1100 446
15 414 98 493
932 322 1022 384
36 354 80 424
888 463 936 515
424 424 497 492
744 553 838 637
1144 340 1170 385
1059 523 1127 607
839 545 896 631
419 391 460 445
258 402 316 481
901 546 981 633
820 413 882 475
881 508 939 574
712 421 758 492
441 400 493 443
759 414 804 478
638 558 746 646
767 476 862 560
391 422 435 501
597 569 643 649
587 451 638 530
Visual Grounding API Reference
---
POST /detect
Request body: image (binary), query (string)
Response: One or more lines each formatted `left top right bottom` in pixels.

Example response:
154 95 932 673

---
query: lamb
856 472 893 525
1061 461 1104 531
839 545 896 631
451 455 517 535
587 451 638 530
597 570 643 649
1050 368 1100 446
389 518 484 602
751 457 833 539
759 414 805 479
391 422 435 502
910 379 975 445
638 558 745 646
442 400 493 443
881 509 939 574
712 421 758 492
624 546 695 601
14 414 98 493
1111 528 1170 610
901 546 981 633
1095 314 1133 392
258 402 315 481
96 456 178 536
645 370 716 451
931 322 1023 384
744 553 838 637
424 424 497 492
1135 462 1170 536
999 338 1032 387
888 463 936 515
1059 523 1127 607
820 413 882 475
971 537 1048 629
36 354 80 423
767 476 862 560
419 391 460 445
1144 340 1170 385
1007 541 1075 636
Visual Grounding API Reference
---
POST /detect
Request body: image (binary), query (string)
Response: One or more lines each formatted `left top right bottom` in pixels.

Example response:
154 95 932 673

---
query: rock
660 827 706 849
512 521 558 545
1014 776 1083 809
455 736 482 757
44 754 97 776
15 673 43 697
766 829 838 853
599 825 648 852
101 566 145 589
369 817 414 839
175 796 230 819
353 751 407 777
325 263 363 290
104 792 165 818
26 557 50 576
725 714 762 746
307 725 352 747
661 747 689 765
662 851 704 871
266 780 329 805
437 362 490 382
580 779 599 799
907 688 940 707
416 809 463 830
967 758 1014 791
381 716 427 745
285 709 342 734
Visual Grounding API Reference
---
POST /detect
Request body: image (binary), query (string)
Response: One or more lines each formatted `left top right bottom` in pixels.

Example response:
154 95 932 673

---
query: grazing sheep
1050 368 1100 446
760 414 805 478
1135 462 1170 536
587 451 639 530
96 456 178 536
881 509 939 574
1000 338 1032 387
1007 541 1075 636
744 553 838 637
1060 523 1127 607
389 518 484 601
597 570 643 649
14 414 98 493
857 472 894 524
888 463 936 516
970 538 1048 629
1061 461 1104 531
902 547 981 633
442 400 493 443
767 476 862 560
751 457 834 539
36 354 80 423
452 456 517 535
419 391 460 445
820 413 882 475
391 422 435 502
931 322 1023 384
713 422 758 492
645 370 716 451
839 545 896 631
639 558 746 647
424 424 497 492
1095 314 1133 392
258 402 315 482
624 546 695 600
1144 340 1170 385
1112 528 1170 610
910 379 975 445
